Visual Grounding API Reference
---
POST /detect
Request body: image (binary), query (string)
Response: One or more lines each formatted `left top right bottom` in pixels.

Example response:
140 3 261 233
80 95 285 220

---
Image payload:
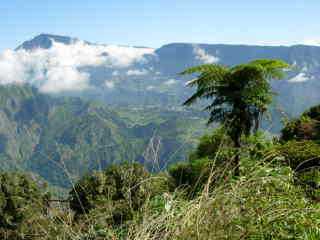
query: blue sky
1 0 320 51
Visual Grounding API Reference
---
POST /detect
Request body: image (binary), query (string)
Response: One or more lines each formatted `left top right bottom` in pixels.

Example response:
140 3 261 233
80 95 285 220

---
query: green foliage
183 59 289 129
0 131 319 239
0 173 48 229
183 59 289 175
304 105 320 121
169 128 237 197
279 105 320 200
281 105 320 141
242 131 274 157
169 158 212 197
190 127 233 161
277 140 320 200
280 105 320 199
131 163 320 240
169 130 276 198
69 163 170 225
0 172 50 239
277 140 320 170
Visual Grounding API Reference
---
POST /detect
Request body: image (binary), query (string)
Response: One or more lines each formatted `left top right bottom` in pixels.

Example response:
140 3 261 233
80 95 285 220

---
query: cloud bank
164 79 177 86
0 39 154 93
126 69 149 76
288 73 310 83
303 39 320 46
193 45 219 64
105 80 115 89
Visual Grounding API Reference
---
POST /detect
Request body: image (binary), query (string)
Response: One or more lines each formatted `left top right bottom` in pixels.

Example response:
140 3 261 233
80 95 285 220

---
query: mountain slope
16 33 78 50
0 85 206 187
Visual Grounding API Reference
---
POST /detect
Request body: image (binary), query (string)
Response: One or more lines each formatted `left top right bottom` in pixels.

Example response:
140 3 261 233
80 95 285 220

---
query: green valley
0 85 207 188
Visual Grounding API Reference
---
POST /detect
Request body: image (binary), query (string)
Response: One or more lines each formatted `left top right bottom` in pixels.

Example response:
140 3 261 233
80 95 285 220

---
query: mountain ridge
3 33 320 133
17 33 320 51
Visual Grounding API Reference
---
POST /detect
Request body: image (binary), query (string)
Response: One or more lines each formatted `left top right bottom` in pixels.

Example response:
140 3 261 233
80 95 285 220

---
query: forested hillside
0 85 207 187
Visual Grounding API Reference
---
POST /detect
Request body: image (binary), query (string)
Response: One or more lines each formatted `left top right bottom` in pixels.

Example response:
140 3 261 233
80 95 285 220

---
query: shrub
277 140 320 199
0 173 48 229
69 163 170 225
168 158 212 197
281 116 320 141
277 140 320 170
304 105 320 121
281 105 320 142
189 127 234 162
169 129 275 197
168 129 275 197
0 172 50 239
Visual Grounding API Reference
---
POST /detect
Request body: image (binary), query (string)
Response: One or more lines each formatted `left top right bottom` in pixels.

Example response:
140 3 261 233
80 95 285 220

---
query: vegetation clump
279 105 320 199
0 173 49 239
130 164 320 240
69 163 170 225
281 105 320 142
278 140 320 170
169 127 235 197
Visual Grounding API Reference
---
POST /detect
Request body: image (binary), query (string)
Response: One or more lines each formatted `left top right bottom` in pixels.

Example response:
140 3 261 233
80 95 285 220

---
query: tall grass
128 161 320 240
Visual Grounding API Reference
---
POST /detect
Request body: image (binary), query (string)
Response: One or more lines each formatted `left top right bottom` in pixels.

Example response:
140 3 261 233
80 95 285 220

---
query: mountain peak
16 33 78 51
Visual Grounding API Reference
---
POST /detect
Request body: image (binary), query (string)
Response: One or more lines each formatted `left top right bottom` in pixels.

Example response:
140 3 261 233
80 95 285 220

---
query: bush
189 127 234 162
281 116 320 141
0 172 50 239
69 163 170 225
281 105 320 142
0 173 48 229
304 105 320 121
277 140 320 170
277 140 320 199
168 129 275 197
169 158 212 196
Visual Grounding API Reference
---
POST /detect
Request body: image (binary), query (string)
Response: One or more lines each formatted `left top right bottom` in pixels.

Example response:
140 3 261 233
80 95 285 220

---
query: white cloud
101 45 154 67
288 73 310 83
146 85 155 90
40 67 89 93
193 45 219 64
303 39 320 46
164 79 177 86
105 80 115 89
126 69 149 76
0 49 29 85
112 70 119 76
0 39 154 93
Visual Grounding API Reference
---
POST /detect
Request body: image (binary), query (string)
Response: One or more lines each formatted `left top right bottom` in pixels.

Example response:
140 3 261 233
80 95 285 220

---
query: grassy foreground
1 129 320 240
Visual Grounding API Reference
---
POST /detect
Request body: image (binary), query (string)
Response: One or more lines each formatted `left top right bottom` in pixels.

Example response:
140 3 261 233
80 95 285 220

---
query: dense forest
1 59 320 239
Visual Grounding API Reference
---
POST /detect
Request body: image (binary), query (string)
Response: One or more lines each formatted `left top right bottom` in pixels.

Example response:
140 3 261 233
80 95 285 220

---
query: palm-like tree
183 59 289 176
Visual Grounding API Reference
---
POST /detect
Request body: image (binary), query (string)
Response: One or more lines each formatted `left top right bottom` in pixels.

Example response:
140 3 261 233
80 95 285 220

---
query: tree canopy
183 59 289 175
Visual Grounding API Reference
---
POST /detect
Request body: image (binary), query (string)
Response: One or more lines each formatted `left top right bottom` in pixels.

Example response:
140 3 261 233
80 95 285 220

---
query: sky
1 0 320 51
